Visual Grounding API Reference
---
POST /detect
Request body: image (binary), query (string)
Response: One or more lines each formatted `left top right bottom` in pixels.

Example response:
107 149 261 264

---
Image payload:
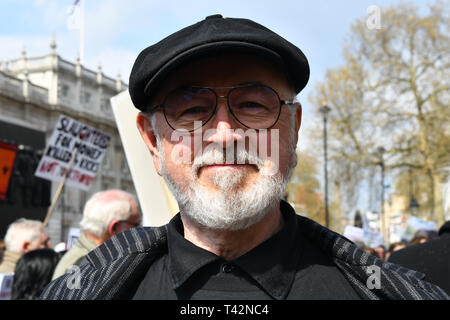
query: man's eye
238 102 266 111
180 106 209 117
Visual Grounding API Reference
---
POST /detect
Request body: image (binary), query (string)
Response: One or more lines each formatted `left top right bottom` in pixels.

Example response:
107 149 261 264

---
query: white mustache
191 147 264 177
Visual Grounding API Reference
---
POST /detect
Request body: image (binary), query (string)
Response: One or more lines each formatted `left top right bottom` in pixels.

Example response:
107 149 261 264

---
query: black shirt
132 201 361 300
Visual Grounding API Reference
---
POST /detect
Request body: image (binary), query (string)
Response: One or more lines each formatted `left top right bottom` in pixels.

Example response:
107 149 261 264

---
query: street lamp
377 146 386 241
320 103 331 228
409 197 420 217
408 166 420 217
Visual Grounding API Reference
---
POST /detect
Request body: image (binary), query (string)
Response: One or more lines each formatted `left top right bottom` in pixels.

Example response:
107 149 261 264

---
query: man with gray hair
42 15 448 300
52 189 141 280
0 219 50 274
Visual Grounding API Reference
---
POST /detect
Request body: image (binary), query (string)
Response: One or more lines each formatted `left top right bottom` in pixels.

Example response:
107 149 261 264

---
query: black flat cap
129 14 310 111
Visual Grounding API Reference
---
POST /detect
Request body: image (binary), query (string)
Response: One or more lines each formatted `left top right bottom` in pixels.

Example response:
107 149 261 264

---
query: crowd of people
1 189 449 299
354 223 450 295
0 189 141 300
356 229 439 261
355 230 438 261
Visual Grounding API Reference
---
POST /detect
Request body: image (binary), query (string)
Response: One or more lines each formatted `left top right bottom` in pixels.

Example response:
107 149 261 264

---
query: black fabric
132 203 360 300
438 221 450 236
6 150 50 207
388 222 450 295
39 201 450 300
129 14 309 111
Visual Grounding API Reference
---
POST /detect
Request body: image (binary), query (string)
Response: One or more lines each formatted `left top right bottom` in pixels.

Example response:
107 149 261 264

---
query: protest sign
0 273 14 300
35 115 111 191
344 226 365 243
401 216 438 242
363 229 385 248
110 91 177 227
344 225 385 248
67 227 80 250
0 142 18 200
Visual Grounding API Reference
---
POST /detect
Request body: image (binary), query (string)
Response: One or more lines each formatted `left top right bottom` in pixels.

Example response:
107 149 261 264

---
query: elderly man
52 189 141 280
41 15 448 300
0 219 50 274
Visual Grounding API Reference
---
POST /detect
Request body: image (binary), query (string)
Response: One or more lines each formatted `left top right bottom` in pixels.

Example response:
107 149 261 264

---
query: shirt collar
233 201 301 299
167 200 302 299
168 215 220 289
77 233 99 252
3 250 22 265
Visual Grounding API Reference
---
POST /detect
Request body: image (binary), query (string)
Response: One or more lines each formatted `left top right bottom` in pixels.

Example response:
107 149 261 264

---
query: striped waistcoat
40 214 450 300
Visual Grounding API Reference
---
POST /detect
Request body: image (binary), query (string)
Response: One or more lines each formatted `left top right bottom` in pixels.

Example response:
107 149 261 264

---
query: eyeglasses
149 83 296 132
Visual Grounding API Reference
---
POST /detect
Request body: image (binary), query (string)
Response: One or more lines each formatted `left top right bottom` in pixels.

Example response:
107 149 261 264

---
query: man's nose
204 98 242 145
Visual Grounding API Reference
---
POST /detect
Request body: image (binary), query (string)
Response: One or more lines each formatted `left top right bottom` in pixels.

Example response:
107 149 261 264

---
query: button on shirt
132 201 361 300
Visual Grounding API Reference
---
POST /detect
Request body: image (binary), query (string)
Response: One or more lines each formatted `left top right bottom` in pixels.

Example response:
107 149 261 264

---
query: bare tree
309 1 450 225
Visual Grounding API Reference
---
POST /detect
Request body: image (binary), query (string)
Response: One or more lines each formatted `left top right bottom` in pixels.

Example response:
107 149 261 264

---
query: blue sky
0 0 431 104
0 0 433 213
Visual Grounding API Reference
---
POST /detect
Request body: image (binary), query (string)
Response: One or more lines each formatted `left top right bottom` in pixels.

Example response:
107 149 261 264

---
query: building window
121 155 129 174
101 98 110 112
103 147 111 169
61 84 70 97
84 92 91 104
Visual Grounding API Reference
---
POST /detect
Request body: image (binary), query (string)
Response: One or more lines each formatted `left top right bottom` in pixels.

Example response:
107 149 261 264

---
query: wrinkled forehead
148 52 295 106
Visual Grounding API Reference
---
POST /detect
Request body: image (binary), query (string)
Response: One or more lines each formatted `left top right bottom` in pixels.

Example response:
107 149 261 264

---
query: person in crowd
362 246 376 256
385 241 407 261
0 240 5 264
11 248 61 300
408 229 431 246
52 189 141 280
373 245 386 260
0 219 50 274
41 15 448 300
388 184 450 295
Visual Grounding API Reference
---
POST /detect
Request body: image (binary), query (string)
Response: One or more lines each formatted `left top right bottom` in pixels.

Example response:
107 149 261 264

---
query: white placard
110 91 178 227
344 226 365 243
0 273 14 300
402 216 438 242
363 229 385 248
67 227 81 250
35 115 111 191
344 225 385 248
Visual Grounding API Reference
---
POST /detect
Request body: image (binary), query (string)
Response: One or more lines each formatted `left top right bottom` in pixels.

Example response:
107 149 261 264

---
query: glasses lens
164 87 216 131
228 85 281 129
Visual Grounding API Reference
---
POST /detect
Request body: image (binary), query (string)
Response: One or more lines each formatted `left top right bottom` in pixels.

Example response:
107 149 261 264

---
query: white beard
159 144 297 231
156 119 298 231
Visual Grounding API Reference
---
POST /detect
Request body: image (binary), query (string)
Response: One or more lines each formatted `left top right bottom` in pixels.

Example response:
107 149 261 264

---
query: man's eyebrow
170 81 266 89
237 81 265 86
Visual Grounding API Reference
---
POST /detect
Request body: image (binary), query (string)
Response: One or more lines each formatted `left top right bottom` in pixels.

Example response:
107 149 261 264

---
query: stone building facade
0 38 135 246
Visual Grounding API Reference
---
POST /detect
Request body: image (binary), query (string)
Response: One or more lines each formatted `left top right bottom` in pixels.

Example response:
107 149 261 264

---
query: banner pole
43 142 80 227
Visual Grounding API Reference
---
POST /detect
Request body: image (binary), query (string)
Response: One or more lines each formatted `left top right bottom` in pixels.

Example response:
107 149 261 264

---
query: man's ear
291 103 302 145
108 220 119 237
21 241 31 253
136 112 162 175
295 103 302 132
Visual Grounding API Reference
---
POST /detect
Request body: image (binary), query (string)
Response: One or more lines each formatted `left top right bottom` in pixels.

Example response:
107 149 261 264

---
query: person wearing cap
41 15 448 300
